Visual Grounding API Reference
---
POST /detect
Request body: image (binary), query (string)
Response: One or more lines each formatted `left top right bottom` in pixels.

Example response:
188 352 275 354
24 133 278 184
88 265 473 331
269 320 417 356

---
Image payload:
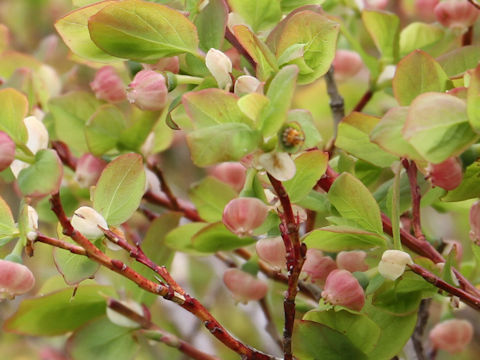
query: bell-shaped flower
71 206 108 239
435 0 480 29
223 268 268 303
205 48 232 91
378 250 413 281
255 237 286 270
0 260 35 299
427 157 463 191
336 250 369 273
74 154 107 188
127 70 168 111
429 319 474 354
90 66 127 103
302 249 337 285
222 198 269 237
209 162 246 192
321 269 365 311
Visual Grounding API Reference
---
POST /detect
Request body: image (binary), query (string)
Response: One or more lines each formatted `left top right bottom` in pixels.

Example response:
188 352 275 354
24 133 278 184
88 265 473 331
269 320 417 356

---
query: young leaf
54 1 121 62
393 50 450 106
328 173 383 234
467 64 480 133
165 222 208 253
93 153 146 225
228 0 282 32
195 0 227 52
0 88 28 144
362 10 400 64
192 222 256 252
399 23 445 56
403 92 478 164
0 196 16 242
88 0 199 62
4 285 114 335
437 45 480 78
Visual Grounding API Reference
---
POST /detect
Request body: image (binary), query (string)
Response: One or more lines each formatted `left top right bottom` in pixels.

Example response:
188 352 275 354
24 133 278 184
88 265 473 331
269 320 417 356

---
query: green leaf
275 10 339 84
442 160 480 201
195 0 227 52
67 317 138 360
284 150 328 203
192 222 257 252
0 88 28 144
292 320 368 360
296 191 330 213
186 123 261 167
399 23 445 56
88 0 199 62
228 0 282 32
118 109 158 151
370 107 423 161
54 1 121 62
280 1 324 12
85 104 126 156
17 150 63 198
93 153 146 225
304 310 381 355
233 25 279 81
4 285 114 336
328 173 383 234
189 177 237 222
403 92 478 164
237 93 270 123
303 225 386 252
0 196 16 243
182 89 250 128
467 64 480 133
260 65 298 137
165 222 208 254
49 91 101 155
393 50 450 106
336 112 398 167
362 10 399 64
437 45 480 78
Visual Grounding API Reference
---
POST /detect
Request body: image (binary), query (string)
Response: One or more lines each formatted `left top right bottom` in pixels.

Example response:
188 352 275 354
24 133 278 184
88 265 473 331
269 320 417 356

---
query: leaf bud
205 48 232 91
71 206 108 239
429 319 473 353
332 50 363 80
209 162 246 192
302 249 337 285
321 269 365 311
434 0 480 29
336 250 369 273
0 131 15 172
223 268 268 303
222 198 269 237
258 152 296 181
255 237 286 270
90 66 127 103
74 154 107 188
127 70 168 111
378 249 413 281
0 259 35 299
427 157 463 191
234 75 263 96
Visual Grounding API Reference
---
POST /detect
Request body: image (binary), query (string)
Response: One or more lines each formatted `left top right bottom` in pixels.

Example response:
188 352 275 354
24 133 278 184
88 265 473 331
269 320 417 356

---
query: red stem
51 141 78 171
148 161 180 211
402 159 426 242
144 190 202 222
462 26 474 46
352 89 373 112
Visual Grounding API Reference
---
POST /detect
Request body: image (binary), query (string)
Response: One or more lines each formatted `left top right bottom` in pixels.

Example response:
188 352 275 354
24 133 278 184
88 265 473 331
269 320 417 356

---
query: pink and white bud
469 201 480 243
90 66 126 103
258 152 296 181
428 157 463 191
222 198 269 237
106 299 144 328
429 319 473 354
0 259 35 299
435 0 479 29
332 50 363 80
223 268 268 303
336 251 369 273
302 249 337 285
378 250 413 281
255 237 287 270
0 131 15 172
74 154 107 188
209 162 246 192
442 239 463 264
321 269 365 311
234 75 263 96
127 70 168 111
205 48 232 91
143 56 180 74
71 206 108 239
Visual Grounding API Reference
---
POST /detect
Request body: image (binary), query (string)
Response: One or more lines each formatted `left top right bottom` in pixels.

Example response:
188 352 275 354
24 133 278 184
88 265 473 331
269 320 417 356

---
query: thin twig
468 0 480 10
51 141 78 171
352 89 373 112
35 233 86 256
402 159 426 242
411 299 431 360
148 161 180 211
144 190 202 222
462 26 474 46
324 66 345 139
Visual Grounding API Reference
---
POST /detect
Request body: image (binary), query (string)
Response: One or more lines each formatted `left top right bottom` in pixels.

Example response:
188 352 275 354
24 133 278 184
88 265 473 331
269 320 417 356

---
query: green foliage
195 0 227 52
192 222 257 252
442 160 480 201
0 88 28 143
0 196 17 245
228 0 282 32
362 10 399 64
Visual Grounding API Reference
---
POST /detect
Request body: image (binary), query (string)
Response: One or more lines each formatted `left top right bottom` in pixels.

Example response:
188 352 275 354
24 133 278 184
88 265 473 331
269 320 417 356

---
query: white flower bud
71 206 108 239
27 205 38 231
24 115 49 154
378 250 413 281
258 152 296 181
234 75 263 96
205 48 232 91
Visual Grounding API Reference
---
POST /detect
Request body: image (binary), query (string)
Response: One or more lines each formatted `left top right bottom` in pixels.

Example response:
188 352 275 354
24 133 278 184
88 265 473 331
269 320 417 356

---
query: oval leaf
0 88 28 143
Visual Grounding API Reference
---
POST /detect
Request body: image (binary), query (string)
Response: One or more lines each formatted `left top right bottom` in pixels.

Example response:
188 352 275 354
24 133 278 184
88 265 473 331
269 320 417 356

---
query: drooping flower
255 237 286 270
336 250 369 273
222 198 269 237
427 157 463 191
321 269 365 311
90 66 126 103
205 48 232 91
378 250 413 281
127 70 168 111
302 249 337 285
435 0 480 29
71 206 108 239
223 268 268 303
429 319 474 354
0 131 15 172
209 162 246 192
0 260 35 299
74 154 107 188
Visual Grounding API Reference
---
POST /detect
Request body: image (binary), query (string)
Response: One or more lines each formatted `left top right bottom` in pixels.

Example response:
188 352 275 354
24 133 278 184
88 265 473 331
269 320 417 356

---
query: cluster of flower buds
209 162 246 192
336 250 369 273
223 268 268 303
222 197 269 237
302 249 337 285
321 269 365 311
0 259 35 299
127 70 168 111
205 48 233 91
434 0 480 29
74 154 107 188
378 250 413 281
71 206 108 239
90 66 126 103
255 237 286 270
258 152 296 181
429 318 473 354
0 131 15 172
332 50 364 80
427 157 463 191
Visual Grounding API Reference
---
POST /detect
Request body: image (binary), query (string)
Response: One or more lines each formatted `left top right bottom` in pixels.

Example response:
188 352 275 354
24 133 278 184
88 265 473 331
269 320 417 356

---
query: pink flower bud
428 157 463 191
90 66 127 103
222 198 269 237
364 0 389 9
127 70 168 111
321 269 365 311
434 0 479 29
336 251 368 273
143 56 180 74
0 260 35 299
74 154 107 188
0 131 15 172
209 162 246 192
223 268 268 303
255 237 286 270
429 319 473 354
469 201 480 243
332 50 363 80
302 249 337 285
415 0 440 21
